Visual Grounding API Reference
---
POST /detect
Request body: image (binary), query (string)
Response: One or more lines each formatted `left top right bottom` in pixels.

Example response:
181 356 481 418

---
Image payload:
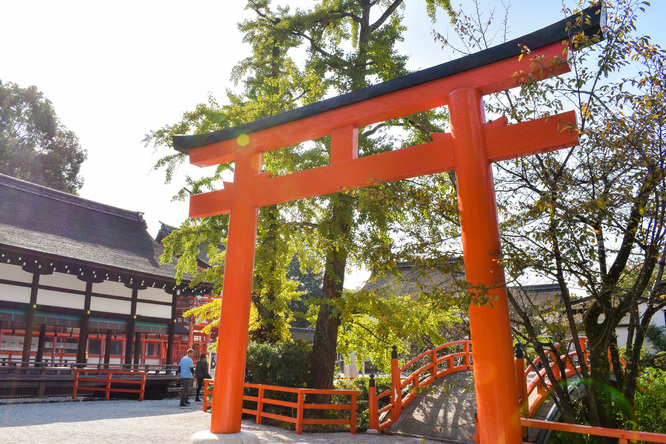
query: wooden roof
0 173 200 290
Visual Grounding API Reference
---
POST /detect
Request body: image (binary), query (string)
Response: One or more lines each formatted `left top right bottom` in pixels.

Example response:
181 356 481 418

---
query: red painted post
256 386 264 425
202 380 210 412
448 87 522 444
514 344 529 440
350 392 357 435
139 372 146 401
514 344 529 416
463 341 471 369
72 370 79 400
430 349 437 380
390 345 402 421
296 391 305 434
368 374 379 431
105 371 112 401
209 148 263 434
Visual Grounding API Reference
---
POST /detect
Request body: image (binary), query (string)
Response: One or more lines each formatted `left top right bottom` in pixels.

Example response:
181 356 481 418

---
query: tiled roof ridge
0 173 145 224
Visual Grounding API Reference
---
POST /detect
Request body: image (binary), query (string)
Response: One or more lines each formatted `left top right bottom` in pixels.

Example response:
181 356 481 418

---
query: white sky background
2 0 664 289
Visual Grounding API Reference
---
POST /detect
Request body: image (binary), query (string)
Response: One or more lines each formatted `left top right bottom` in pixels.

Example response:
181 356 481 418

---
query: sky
2 0 665 289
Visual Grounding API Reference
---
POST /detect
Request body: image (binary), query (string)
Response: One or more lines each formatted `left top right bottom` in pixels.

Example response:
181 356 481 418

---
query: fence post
202 380 212 412
390 345 402 421
350 392 357 435
430 349 438 380
296 390 304 434
256 386 264 425
72 369 79 400
105 371 112 401
139 372 146 401
514 344 528 414
514 343 528 440
463 341 471 369
368 374 379 432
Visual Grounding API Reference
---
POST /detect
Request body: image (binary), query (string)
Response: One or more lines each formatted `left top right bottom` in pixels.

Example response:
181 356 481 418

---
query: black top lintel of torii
173 3 605 154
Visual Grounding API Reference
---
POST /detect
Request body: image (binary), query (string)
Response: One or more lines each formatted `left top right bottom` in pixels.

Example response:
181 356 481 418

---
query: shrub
631 367 666 434
243 340 314 426
334 375 392 429
245 339 313 388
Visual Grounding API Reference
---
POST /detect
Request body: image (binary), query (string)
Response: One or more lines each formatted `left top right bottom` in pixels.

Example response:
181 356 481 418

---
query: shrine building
0 173 214 368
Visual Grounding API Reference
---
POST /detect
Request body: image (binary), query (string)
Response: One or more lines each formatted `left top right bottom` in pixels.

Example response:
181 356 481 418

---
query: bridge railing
368 340 473 432
202 379 360 434
521 418 666 444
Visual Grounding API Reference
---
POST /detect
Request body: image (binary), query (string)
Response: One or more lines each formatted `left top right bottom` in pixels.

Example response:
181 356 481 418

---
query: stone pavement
0 398 431 444
390 371 476 443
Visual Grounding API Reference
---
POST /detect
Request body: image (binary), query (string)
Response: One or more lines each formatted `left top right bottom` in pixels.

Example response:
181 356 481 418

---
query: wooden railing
0 359 179 375
202 379 360 434
368 340 473 432
72 369 147 401
521 418 666 444
522 338 626 418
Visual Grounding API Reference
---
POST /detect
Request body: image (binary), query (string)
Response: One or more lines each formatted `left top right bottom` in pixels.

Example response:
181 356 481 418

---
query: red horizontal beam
189 111 578 219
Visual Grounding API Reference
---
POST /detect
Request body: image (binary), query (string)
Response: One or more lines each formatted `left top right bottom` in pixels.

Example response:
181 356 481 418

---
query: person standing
194 353 212 402
178 348 195 407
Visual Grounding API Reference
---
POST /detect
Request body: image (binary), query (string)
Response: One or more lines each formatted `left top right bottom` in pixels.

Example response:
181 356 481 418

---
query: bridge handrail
523 338 625 418
202 379 359 435
521 418 666 444
368 340 473 432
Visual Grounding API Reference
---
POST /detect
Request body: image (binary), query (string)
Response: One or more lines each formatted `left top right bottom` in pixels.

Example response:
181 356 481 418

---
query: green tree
276 0 455 394
147 0 315 344
147 0 460 392
0 80 86 193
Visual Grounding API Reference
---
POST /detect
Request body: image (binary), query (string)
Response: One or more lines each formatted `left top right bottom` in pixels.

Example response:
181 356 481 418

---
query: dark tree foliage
286 255 323 328
0 81 86 193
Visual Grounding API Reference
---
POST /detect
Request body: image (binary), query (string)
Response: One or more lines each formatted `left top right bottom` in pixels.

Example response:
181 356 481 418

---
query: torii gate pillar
174 7 603 444
449 87 522 442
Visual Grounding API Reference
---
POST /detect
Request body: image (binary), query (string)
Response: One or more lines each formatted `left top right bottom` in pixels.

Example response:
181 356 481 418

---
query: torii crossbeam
174 6 603 443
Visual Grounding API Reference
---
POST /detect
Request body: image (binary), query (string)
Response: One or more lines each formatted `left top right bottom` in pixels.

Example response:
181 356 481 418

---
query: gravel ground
0 398 427 444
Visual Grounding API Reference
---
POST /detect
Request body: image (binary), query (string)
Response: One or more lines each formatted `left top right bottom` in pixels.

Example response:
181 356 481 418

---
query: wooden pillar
166 288 178 365
21 271 40 366
448 87 522 444
134 331 142 366
124 286 139 366
77 280 93 366
104 329 112 368
187 317 194 349
35 323 47 365
210 148 262 434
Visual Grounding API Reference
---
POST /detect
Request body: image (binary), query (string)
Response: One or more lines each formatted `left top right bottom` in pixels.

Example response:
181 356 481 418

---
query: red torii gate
175 6 603 443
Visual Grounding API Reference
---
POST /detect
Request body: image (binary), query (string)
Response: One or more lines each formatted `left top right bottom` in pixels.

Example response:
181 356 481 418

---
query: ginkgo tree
146 0 461 386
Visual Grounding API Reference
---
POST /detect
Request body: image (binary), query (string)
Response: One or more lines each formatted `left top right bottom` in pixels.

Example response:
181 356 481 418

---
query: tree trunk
251 204 283 343
310 193 353 400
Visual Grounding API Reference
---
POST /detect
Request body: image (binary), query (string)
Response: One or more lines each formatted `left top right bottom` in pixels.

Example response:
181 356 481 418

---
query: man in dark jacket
194 353 212 402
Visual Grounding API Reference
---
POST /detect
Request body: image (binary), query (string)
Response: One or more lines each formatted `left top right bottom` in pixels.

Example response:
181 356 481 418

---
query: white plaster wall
37 288 85 310
90 296 131 315
93 280 131 298
0 282 31 304
0 262 33 284
136 302 171 319
138 286 172 303
616 305 666 353
40 272 86 291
